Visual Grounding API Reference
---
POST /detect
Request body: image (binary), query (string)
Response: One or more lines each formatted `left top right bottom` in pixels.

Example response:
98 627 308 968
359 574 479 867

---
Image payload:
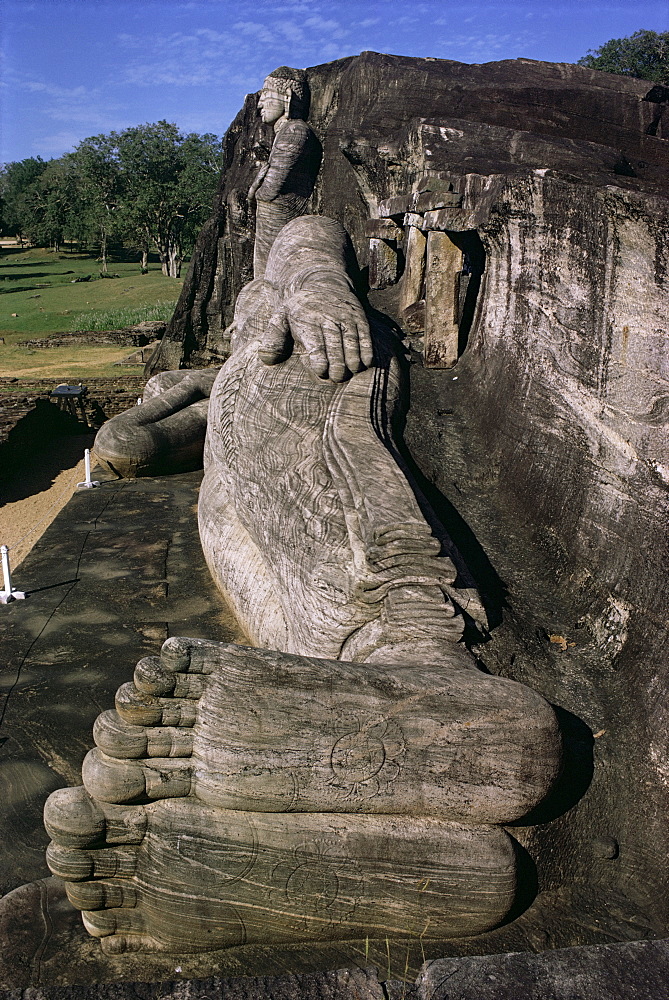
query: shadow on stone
397 430 508 633
497 837 538 928
511 706 594 826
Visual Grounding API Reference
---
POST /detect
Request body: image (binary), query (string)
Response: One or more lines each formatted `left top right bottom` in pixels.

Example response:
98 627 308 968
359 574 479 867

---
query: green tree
115 121 222 278
578 29 669 84
71 134 123 271
20 155 80 251
0 157 48 242
1 123 222 268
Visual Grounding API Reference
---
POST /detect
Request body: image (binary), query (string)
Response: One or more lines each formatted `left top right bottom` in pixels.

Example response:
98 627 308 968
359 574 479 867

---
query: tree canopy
0 123 223 276
578 29 669 84
0 157 48 241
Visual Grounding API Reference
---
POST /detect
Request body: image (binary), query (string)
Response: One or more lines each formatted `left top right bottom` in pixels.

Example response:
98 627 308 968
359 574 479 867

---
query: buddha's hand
258 288 374 383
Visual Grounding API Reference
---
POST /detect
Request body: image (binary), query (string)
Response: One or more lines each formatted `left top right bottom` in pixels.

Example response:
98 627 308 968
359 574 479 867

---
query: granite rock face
146 52 669 944
148 52 668 373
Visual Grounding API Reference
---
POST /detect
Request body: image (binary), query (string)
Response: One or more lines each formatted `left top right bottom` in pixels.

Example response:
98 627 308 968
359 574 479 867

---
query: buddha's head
258 66 308 123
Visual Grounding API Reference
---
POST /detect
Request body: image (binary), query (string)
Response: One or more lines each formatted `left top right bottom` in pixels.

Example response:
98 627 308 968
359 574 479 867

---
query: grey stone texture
249 68 322 279
0 466 662 992
148 52 668 373
43 212 563 954
198 215 482 661
1 51 668 998
1 966 385 1000
416 939 669 999
146 67 321 374
423 232 460 368
0 471 243 899
93 371 218 478
139 51 669 949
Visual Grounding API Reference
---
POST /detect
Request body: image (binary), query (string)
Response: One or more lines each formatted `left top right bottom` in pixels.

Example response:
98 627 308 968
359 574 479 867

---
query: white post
0 545 26 604
77 448 100 490
1 546 10 595
137 397 142 405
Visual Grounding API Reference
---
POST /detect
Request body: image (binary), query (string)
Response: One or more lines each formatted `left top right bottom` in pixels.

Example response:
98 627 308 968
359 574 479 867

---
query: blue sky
2 0 668 164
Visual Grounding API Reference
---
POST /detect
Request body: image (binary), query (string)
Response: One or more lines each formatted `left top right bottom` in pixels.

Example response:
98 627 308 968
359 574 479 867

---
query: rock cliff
146 53 669 944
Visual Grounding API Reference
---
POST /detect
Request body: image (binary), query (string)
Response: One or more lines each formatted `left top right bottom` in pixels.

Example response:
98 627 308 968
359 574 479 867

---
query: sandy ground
0 434 96 569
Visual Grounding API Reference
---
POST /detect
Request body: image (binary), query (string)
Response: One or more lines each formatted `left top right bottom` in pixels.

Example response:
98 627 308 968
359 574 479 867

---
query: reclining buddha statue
44 68 562 957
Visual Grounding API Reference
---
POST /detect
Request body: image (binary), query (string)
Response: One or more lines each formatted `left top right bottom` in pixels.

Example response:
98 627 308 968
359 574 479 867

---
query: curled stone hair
263 66 308 117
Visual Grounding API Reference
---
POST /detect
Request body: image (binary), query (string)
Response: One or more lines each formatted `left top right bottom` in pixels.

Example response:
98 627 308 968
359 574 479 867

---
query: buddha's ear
285 86 296 118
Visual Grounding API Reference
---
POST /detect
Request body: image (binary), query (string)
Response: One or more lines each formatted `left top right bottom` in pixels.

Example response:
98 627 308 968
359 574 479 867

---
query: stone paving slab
1 966 385 1000
415 939 669 999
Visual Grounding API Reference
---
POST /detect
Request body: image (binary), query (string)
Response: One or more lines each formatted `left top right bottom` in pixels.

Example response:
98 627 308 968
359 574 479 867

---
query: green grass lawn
0 244 183 379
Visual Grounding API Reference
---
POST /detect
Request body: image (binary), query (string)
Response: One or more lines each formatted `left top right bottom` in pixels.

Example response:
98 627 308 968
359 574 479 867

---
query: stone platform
0 469 666 995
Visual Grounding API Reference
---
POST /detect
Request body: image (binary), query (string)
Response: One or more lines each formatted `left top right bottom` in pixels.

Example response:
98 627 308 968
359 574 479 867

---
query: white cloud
276 20 306 44
9 74 127 143
317 42 349 61
440 27 547 61
231 21 275 43
24 81 90 99
35 129 87 156
114 9 356 92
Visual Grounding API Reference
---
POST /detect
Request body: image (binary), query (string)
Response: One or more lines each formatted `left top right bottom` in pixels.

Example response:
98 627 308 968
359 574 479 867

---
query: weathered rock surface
50 212 565 953
81 642 557 821
1 935 666 998
416 939 669 999
2 51 666 991
148 52 669 372
0 469 657 991
145 51 668 951
0 470 242 900
94 371 217 478
19 324 165 350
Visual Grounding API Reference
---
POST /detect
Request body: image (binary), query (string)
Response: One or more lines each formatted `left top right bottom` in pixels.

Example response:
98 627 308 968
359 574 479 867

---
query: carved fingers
258 290 373 383
258 308 293 366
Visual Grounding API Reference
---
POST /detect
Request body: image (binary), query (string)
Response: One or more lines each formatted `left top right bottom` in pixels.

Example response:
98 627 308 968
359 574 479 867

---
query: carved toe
46 842 137 881
82 748 192 803
115 682 198 727
100 932 167 954
82 906 140 937
160 635 229 674
44 786 106 847
133 656 177 695
66 879 137 911
133 655 210 698
94 709 194 759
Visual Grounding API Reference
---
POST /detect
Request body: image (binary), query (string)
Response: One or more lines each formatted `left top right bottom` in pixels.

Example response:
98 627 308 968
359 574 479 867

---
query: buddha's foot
45 791 517 953
67 636 561 823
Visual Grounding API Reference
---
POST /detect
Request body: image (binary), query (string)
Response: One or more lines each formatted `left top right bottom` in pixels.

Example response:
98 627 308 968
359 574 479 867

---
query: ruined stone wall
0 376 147 477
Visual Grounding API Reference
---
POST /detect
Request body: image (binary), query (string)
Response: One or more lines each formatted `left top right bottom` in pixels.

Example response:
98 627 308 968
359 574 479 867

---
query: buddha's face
258 87 286 124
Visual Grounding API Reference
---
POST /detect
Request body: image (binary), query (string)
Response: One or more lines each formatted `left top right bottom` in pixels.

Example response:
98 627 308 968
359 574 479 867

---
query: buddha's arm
93 370 219 478
247 163 269 205
255 123 311 202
